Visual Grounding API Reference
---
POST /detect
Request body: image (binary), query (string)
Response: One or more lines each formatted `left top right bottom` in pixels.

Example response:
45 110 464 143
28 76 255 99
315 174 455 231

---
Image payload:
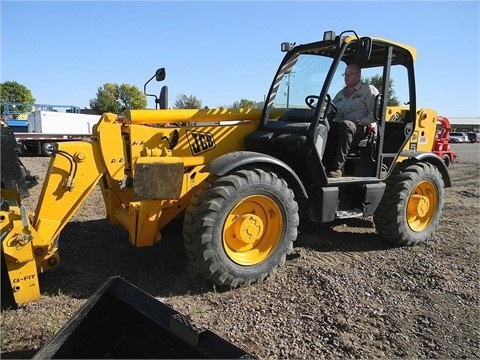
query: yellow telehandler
1 30 451 307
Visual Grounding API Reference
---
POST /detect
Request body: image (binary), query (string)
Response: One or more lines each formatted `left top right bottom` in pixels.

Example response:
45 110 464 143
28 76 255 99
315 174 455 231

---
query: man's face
344 67 360 87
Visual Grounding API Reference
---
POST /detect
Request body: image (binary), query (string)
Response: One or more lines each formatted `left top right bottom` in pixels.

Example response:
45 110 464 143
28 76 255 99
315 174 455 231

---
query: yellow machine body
0 104 442 305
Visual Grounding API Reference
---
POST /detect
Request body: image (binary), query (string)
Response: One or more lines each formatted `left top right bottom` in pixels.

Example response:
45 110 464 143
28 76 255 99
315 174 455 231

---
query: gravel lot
1 143 479 359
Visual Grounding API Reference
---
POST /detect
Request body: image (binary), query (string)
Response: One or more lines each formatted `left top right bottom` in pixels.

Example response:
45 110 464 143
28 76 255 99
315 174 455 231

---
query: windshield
270 54 335 110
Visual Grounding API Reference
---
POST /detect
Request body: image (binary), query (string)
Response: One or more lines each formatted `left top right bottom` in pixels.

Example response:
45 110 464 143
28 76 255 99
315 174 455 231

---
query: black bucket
32 276 254 359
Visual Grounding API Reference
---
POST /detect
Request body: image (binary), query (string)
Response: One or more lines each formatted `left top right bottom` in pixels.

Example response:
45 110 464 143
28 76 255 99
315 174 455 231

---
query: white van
449 132 469 143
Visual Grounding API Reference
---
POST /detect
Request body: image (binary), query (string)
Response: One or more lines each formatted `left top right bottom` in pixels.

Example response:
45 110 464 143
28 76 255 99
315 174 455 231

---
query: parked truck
1 30 451 307
2 103 99 156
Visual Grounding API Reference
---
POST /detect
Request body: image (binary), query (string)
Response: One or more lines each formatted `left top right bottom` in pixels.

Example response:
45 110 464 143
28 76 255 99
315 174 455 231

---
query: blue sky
1 1 479 117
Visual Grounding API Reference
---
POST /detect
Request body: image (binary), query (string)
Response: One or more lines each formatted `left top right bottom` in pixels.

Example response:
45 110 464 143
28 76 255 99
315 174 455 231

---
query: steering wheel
305 95 320 109
305 94 338 121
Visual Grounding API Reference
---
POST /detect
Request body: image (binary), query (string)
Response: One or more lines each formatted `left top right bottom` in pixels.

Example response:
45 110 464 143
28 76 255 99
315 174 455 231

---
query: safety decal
12 274 36 283
410 131 418 143
418 136 428 145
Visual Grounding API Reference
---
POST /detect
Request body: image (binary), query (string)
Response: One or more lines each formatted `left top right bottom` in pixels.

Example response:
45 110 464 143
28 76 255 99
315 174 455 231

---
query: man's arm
358 85 379 125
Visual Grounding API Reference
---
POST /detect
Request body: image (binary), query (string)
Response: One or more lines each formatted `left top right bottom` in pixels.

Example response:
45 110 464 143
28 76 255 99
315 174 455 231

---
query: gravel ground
1 143 479 359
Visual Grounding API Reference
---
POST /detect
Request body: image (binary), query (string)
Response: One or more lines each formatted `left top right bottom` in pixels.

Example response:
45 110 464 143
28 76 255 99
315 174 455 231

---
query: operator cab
245 30 416 187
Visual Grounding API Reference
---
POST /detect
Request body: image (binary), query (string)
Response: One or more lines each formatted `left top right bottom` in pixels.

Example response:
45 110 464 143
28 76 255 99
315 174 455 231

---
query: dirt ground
1 143 479 359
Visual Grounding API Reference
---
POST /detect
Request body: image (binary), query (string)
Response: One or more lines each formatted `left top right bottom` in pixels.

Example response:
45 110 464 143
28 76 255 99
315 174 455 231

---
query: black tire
442 154 450 167
41 142 55 156
183 167 299 287
373 160 444 246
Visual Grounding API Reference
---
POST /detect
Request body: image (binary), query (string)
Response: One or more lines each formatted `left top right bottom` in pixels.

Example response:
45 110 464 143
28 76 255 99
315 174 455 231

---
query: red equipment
433 116 459 166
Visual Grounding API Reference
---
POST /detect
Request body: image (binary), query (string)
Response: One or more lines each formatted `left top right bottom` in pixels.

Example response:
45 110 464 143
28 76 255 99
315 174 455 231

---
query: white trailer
15 110 100 156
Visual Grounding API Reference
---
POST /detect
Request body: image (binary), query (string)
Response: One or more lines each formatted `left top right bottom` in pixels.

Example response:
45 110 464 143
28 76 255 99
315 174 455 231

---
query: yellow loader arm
1 140 106 304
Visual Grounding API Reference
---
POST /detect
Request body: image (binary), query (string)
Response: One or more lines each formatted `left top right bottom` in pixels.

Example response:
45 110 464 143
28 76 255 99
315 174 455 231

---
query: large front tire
183 167 299 287
374 160 445 246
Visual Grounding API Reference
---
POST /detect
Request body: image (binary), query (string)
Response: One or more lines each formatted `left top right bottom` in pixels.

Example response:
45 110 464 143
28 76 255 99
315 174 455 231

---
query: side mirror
144 68 167 109
353 37 372 63
155 68 166 82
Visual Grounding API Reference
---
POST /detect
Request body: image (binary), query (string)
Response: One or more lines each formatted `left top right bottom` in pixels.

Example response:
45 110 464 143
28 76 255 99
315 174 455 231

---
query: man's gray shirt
333 81 379 126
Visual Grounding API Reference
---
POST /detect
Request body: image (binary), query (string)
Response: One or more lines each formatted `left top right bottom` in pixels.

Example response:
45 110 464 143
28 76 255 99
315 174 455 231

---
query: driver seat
245 108 328 185
347 122 377 158
272 108 328 154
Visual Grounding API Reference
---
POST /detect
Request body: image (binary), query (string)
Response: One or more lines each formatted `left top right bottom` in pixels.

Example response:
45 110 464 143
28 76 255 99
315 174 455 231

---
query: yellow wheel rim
223 195 283 265
406 180 438 232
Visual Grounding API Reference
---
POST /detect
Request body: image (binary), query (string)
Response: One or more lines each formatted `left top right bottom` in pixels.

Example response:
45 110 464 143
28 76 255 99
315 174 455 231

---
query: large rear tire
183 167 299 287
374 160 444 246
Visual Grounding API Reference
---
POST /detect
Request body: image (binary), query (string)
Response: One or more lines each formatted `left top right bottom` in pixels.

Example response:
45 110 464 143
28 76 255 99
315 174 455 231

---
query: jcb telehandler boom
1 30 451 306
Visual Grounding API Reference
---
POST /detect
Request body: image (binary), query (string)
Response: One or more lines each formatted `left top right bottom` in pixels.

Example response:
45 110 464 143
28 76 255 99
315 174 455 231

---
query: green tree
364 75 400 106
231 99 259 109
173 94 202 109
118 84 147 110
0 81 36 114
89 83 147 114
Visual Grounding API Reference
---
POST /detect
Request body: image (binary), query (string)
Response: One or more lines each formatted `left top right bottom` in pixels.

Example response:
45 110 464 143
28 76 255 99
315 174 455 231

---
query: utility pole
284 71 295 108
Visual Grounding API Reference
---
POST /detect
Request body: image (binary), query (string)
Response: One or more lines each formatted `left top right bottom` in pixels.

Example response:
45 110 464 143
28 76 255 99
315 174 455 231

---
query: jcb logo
187 131 215 155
